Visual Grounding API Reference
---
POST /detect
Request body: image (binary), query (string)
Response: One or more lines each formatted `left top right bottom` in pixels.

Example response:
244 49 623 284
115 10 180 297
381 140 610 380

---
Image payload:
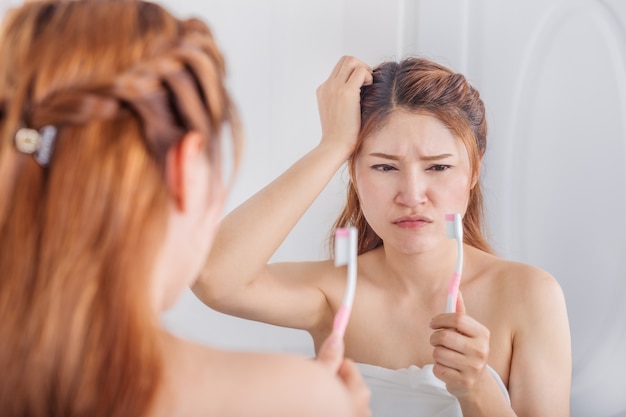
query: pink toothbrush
445 213 463 313
333 227 358 338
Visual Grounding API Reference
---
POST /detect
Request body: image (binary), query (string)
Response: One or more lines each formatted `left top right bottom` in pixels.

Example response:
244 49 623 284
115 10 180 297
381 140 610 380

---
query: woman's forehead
361 111 463 154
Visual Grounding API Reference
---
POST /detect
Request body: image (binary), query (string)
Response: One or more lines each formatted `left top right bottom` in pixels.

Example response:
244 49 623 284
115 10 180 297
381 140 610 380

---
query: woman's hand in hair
316 55 373 157
316 332 372 417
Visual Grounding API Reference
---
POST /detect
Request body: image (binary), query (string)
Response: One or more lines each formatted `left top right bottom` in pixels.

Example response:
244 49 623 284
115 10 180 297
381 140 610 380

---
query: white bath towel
355 363 510 417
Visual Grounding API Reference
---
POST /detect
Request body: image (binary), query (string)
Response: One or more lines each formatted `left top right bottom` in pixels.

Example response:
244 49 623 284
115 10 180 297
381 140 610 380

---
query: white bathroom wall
471 3 626 416
2 1 624 415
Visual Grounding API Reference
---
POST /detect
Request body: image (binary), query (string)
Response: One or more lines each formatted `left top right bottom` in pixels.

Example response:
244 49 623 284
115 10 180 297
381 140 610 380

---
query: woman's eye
371 164 397 172
428 164 451 172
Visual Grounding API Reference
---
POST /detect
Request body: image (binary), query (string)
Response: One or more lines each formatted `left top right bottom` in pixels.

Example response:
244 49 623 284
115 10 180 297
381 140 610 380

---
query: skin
149 132 371 417
195 56 571 417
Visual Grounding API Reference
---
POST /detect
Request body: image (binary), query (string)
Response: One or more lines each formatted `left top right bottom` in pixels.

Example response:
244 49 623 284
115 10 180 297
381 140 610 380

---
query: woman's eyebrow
421 153 453 162
368 152 453 161
368 152 400 160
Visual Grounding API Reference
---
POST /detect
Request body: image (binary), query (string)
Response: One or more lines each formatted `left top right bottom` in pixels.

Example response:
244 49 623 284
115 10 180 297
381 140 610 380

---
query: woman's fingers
316 332 344 373
429 302 491 398
332 55 372 84
338 359 372 417
346 63 373 87
431 330 488 371
316 55 371 152
456 290 466 313
315 332 372 417
429 312 487 339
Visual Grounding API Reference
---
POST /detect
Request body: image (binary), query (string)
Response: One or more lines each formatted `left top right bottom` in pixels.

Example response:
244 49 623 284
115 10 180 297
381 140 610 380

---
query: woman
0 2 370 416
196 56 572 416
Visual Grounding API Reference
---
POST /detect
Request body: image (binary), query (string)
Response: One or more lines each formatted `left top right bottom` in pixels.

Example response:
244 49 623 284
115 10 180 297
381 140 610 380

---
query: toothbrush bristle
445 213 462 239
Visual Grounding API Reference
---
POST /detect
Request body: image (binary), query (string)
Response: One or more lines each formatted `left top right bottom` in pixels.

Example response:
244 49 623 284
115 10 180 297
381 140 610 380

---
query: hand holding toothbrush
316 226 370 416
429 292 492 401
316 332 372 417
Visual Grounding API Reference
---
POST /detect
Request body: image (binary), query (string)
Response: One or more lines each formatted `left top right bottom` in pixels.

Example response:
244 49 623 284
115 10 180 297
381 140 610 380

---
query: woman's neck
378 239 459 297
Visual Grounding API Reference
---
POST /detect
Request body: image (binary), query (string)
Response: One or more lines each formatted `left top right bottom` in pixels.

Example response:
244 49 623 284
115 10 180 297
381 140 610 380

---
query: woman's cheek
443 174 472 209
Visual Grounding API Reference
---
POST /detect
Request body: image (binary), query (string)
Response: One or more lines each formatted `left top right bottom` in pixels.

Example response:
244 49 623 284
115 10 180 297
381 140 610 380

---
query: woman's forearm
457 372 518 417
195 140 350 302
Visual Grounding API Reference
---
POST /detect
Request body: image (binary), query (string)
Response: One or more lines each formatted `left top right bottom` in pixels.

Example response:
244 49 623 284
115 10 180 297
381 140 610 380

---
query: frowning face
354 111 473 255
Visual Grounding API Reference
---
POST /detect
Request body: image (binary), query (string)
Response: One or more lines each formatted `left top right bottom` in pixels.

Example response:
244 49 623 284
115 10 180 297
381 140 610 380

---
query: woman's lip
393 216 432 228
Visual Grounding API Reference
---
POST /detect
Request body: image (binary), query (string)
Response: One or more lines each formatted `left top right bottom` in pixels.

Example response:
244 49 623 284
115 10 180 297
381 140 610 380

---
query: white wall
0 0 17 21
2 1 625 416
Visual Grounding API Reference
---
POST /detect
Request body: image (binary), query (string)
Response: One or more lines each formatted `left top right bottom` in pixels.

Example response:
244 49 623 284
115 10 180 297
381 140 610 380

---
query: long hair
0 1 241 416
332 57 492 255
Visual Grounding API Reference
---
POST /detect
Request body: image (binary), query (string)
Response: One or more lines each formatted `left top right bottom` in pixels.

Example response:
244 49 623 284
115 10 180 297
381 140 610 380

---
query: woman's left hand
429 292 491 400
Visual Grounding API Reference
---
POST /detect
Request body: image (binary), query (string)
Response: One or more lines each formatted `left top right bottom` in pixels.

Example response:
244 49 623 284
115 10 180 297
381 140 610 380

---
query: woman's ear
165 132 206 212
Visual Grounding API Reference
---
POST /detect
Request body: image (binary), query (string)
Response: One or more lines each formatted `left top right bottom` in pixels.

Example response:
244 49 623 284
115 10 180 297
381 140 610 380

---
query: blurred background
2 0 624 416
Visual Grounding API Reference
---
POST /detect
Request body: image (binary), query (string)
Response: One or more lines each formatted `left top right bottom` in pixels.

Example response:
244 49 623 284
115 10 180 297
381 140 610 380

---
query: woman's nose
394 171 427 207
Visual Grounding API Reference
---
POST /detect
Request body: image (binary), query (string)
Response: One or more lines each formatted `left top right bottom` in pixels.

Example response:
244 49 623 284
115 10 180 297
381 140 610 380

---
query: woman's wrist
455 371 516 417
316 135 357 166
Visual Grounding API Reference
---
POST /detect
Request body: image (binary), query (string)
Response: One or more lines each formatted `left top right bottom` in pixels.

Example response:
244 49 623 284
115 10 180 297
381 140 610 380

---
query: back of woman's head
0 1 240 416
333 57 491 254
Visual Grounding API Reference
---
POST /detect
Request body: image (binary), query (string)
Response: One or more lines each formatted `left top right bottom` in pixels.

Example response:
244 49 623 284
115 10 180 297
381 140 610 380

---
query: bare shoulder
467 247 567 324
470 247 563 299
203 347 355 417
158 336 354 417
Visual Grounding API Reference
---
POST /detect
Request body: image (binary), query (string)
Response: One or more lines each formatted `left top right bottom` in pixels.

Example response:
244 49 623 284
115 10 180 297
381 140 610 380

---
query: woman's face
354 110 473 255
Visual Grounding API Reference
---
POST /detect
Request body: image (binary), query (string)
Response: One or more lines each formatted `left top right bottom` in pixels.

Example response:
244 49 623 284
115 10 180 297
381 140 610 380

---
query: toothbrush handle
332 304 351 338
446 272 462 313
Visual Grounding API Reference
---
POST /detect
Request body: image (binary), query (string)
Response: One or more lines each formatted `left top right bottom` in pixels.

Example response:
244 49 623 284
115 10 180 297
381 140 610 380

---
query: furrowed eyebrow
368 152 453 161
369 152 400 160
420 153 453 162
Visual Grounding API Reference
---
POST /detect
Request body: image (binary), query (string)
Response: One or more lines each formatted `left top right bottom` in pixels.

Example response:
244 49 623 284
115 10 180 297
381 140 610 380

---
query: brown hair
0 1 241 416
332 57 492 254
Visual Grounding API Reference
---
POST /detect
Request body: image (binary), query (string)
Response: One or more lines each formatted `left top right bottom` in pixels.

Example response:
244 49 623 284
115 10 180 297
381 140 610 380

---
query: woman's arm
223 330 371 417
161 331 371 417
430 268 571 417
193 56 372 330
211 349 371 417
507 268 571 417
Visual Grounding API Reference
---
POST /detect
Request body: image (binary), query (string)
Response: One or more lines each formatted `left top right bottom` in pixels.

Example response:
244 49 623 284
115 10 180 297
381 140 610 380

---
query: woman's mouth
393 216 432 229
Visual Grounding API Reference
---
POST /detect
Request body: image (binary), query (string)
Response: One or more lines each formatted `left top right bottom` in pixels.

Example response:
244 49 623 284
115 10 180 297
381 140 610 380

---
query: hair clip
14 125 57 166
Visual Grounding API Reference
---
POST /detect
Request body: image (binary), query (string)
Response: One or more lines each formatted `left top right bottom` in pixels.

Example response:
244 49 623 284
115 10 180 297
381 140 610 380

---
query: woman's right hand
316 332 372 417
316 56 373 156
